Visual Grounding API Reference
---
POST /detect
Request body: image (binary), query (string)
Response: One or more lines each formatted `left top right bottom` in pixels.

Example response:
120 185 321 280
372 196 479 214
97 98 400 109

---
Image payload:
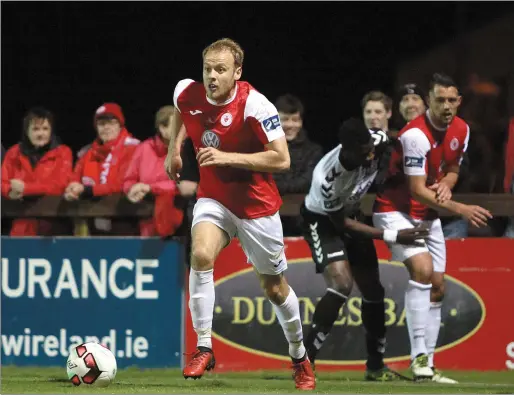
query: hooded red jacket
1 143 73 235
123 135 184 236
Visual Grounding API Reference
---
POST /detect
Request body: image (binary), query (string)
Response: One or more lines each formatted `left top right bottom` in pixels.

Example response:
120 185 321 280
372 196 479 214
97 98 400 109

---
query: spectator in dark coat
273 94 323 235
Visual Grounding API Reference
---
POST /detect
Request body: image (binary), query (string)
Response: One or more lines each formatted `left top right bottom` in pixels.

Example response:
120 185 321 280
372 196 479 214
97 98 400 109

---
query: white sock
405 280 432 360
271 286 306 360
189 268 215 349
426 301 442 367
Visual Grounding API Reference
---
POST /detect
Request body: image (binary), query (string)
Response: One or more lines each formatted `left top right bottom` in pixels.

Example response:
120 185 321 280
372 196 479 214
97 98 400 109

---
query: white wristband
383 229 398 243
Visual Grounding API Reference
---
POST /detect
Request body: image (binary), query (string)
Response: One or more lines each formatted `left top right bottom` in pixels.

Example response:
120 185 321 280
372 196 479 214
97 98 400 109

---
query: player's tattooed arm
198 136 290 173
407 174 492 227
428 164 460 202
440 164 460 189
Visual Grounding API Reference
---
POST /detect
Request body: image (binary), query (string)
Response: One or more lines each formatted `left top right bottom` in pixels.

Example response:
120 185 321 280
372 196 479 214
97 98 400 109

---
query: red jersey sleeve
455 123 470 166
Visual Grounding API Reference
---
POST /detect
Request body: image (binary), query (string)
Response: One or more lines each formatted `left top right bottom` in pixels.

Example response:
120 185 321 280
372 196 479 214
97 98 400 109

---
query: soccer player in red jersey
373 73 492 382
164 38 315 390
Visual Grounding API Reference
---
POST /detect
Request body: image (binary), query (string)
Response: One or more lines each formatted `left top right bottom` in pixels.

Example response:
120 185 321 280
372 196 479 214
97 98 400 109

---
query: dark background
2 2 513 154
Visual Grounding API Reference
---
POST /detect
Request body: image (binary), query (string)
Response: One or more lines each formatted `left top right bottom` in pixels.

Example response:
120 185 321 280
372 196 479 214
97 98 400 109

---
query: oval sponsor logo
201 130 220 149
212 259 485 364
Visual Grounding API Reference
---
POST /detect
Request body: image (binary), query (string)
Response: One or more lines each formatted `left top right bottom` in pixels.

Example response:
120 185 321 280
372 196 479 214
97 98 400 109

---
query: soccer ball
66 342 117 387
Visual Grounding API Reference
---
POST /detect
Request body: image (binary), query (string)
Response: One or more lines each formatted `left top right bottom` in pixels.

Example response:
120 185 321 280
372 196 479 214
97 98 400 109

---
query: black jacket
273 129 323 195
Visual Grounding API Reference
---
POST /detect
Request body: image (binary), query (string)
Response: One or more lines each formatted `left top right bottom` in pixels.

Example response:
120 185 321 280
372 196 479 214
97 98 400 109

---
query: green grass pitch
2 367 514 394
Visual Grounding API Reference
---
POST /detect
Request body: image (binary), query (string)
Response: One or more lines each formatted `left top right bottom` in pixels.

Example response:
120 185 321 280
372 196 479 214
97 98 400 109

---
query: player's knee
264 283 286 305
431 282 445 302
412 267 432 284
406 255 433 284
191 245 215 271
324 261 353 296
260 274 288 305
329 272 353 297
264 286 283 305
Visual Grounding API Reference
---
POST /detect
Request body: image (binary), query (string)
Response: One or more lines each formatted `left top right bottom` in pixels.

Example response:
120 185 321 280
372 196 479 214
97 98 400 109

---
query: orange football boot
292 358 316 390
183 347 216 379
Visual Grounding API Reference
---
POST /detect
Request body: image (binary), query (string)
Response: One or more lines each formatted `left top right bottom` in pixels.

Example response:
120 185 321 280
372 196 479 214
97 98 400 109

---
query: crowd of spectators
2 81 513 238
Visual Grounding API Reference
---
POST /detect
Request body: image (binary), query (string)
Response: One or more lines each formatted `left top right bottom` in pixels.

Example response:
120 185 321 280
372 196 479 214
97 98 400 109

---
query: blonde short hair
202 38 244 67
155 105 174 130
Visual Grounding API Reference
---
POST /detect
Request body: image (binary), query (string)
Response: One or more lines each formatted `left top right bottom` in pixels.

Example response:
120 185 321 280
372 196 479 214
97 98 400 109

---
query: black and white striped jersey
304 144 379 216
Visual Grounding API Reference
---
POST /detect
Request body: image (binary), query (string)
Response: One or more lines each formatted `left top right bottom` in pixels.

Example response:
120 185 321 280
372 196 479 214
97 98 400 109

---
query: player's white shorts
191 197 287 275
372 211 446 273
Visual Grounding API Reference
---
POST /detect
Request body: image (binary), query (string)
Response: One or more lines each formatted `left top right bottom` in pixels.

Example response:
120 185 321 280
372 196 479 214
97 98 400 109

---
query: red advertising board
185 238 514 371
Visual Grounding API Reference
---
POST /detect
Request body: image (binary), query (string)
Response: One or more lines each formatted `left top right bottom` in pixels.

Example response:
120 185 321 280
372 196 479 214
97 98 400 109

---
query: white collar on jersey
206 83 238 106
426 110 447 132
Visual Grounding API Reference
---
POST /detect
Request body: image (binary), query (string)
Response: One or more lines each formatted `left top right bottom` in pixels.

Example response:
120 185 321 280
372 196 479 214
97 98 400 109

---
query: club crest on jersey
201 130 220 148
450 137 459 151
221 112 233 127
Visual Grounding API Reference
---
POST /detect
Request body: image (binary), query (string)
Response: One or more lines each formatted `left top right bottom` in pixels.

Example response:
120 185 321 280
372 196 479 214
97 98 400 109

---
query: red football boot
183 347 216 379
292 358 316 390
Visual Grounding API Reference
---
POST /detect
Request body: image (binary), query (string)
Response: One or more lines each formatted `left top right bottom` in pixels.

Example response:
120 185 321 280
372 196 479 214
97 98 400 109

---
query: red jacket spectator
124 135 184 236
2 107 73 235
70 128 139 196
123 105 184 237
64 103 139 234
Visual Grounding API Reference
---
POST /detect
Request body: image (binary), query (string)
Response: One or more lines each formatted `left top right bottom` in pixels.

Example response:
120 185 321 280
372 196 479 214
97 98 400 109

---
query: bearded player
373 73 492 382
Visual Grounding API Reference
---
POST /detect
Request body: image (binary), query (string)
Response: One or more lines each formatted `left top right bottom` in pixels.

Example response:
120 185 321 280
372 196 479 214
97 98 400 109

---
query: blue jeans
442 218 468 239
504 217 514 238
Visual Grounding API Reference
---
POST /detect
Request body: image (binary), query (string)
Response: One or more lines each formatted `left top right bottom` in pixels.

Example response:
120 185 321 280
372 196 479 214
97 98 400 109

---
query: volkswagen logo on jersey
201 130 221 148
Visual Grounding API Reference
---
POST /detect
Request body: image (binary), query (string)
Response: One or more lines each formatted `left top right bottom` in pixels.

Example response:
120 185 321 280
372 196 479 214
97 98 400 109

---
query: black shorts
300 204 379 274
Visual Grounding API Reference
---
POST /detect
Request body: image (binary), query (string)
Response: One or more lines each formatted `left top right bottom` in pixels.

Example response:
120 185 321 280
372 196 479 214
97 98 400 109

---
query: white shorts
372 211 446 273
191 198 287 275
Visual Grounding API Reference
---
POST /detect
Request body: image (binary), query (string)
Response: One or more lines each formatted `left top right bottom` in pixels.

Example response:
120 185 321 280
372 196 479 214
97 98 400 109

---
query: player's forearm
169 127 186 154
329 211 383 240
342 217 385 239
227 150 290 173
411 185 465 216
168 110 186 154
440 171 459 190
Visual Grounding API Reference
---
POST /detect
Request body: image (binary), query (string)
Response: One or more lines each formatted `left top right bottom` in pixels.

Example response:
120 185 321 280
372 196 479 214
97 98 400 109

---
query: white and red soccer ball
66 342 117 387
